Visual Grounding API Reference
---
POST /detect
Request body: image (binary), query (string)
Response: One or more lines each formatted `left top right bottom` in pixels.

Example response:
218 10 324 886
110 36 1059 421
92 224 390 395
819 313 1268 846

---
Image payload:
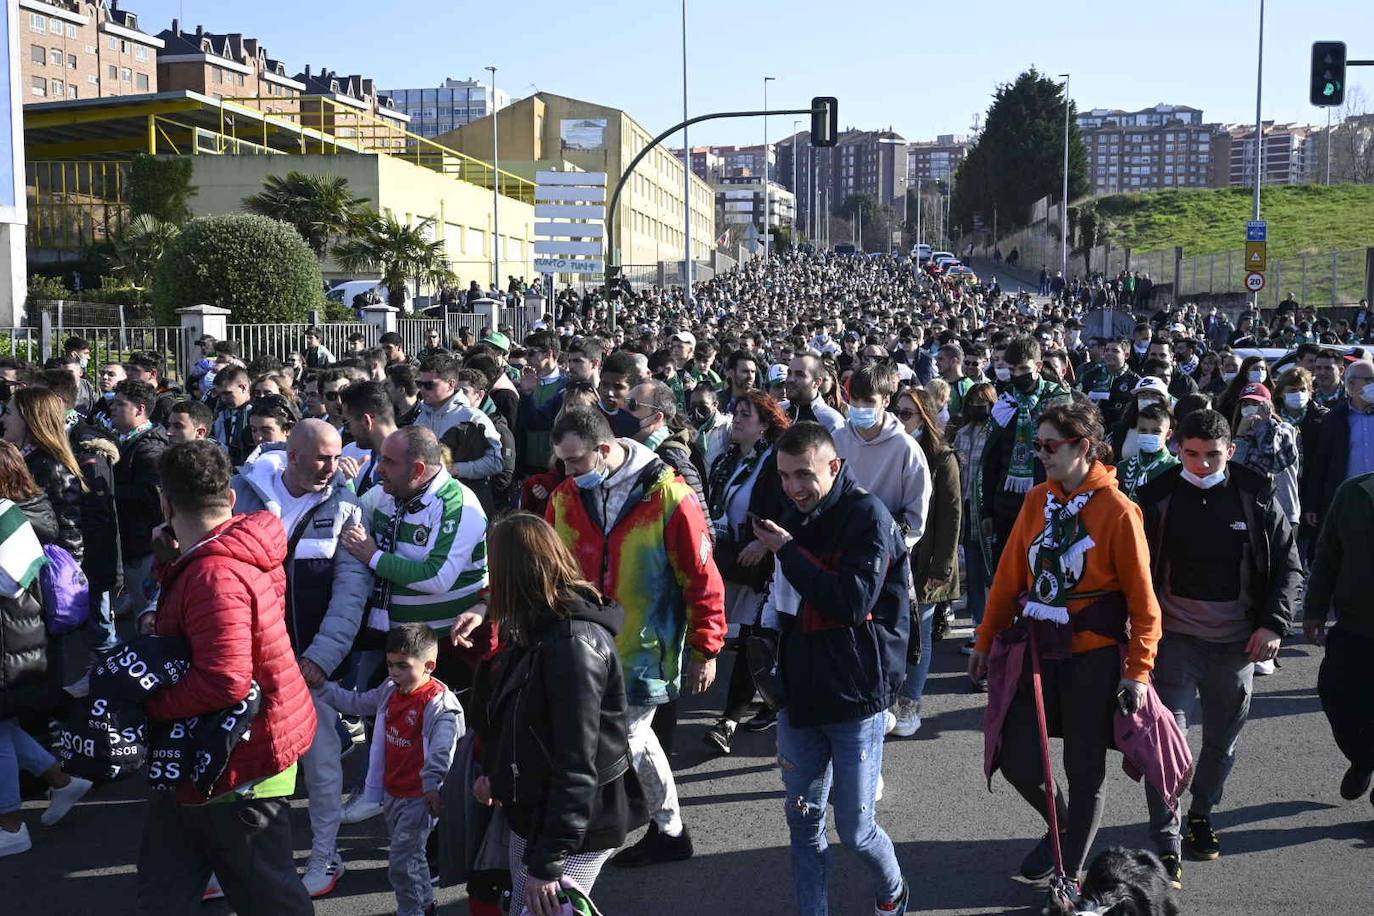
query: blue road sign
1246 220 1268 242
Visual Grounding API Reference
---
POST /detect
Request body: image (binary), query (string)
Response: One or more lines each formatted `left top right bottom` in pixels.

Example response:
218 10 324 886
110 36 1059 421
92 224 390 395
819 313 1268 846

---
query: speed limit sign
1245 271 1266 292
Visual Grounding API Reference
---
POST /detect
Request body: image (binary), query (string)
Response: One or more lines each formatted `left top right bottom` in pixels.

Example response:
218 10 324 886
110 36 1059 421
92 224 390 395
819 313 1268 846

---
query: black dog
1059 847 1180 915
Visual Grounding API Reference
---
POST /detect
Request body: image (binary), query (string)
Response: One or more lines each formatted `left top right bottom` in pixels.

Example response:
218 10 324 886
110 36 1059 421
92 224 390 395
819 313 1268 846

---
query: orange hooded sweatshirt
974 462 1162 682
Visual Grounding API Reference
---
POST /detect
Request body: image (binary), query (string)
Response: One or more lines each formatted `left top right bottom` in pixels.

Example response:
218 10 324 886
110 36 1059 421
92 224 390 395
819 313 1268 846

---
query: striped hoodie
361 468 489 631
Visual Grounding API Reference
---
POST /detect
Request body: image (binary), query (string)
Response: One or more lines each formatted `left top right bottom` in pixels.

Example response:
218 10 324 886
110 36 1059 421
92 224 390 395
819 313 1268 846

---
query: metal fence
227 323 377 365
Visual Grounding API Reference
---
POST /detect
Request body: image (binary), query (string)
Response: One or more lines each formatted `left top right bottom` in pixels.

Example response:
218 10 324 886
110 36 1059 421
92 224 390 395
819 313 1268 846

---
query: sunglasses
625 398 658 414
895 408 919 421
418 380 440 390
1033 436 1081 455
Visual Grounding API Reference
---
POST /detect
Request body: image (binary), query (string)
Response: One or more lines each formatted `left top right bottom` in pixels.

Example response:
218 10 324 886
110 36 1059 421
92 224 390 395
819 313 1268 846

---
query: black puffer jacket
474 587 647 882
71 429 121 592
17 493 58 545
115 426 168 560
25 449 83 559
0 582 46 720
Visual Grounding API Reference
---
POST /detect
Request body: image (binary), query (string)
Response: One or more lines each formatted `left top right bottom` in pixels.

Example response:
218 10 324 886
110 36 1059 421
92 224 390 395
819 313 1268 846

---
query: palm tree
242 170 368 259
109 213 180 291
332 211 455 312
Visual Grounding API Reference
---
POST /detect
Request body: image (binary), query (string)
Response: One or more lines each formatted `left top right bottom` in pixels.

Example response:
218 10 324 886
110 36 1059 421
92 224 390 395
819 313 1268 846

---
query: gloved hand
1117 678 1148 715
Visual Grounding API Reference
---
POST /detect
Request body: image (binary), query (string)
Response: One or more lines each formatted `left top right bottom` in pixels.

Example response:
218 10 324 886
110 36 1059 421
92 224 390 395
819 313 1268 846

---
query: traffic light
811 97 838 147
1310 41 1347 107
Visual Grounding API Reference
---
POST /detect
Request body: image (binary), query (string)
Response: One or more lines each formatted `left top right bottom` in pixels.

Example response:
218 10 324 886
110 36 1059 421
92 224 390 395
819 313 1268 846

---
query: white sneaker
302 851 346 897
882 710 897 736
0 823 32 858
40 776 93 827
1253 659 1276 676
202 874 224 902
340 794 383 825
891 697 922 738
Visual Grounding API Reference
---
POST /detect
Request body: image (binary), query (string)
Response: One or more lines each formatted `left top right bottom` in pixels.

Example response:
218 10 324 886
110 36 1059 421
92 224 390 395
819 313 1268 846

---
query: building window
67 23 78 39
120 67 132 82
31 76 46 97
107 36 118 51
136 72 149 91
135 46 148 62
107 64 117 80
30 44 45 65
68 54 77 69
69 85 78 99
51 79 64 97
50 47 62 65
121 40 129 54
30 13 46 33
86 45 96 55
87 74 97 85
212 67 222 84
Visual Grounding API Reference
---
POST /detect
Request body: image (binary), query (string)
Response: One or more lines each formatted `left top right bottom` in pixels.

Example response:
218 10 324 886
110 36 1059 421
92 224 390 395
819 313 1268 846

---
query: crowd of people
0 248 1370 915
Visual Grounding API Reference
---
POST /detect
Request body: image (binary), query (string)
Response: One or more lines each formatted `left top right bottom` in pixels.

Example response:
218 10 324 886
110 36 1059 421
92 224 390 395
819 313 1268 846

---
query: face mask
573 454 607 490
1011 372 1037 394
1221 371 1239 383
1136 433 1164 454
1363 383 1374 404
1134 341 1149 353
1241 404 1262 419
1181 466 1227 490
690 405 714 425
1248 369 1265 383
1284 391 1308 411
1065 332 1080 348
994 366 1012 382
965 404 990 422
848 406 880 430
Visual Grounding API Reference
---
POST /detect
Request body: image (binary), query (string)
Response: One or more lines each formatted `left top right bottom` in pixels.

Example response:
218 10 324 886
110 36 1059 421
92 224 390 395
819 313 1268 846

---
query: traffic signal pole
604 102 834 299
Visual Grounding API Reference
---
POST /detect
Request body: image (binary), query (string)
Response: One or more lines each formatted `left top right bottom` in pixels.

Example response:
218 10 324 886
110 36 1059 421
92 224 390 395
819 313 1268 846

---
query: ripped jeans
776 709 904 916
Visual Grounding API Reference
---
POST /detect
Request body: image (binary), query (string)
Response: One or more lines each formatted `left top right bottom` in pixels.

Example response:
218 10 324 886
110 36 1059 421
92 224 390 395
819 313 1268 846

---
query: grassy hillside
1090 184 1374 257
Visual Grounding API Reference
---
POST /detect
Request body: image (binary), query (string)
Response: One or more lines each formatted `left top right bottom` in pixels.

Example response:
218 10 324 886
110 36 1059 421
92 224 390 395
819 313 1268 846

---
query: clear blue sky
137 0 1374 146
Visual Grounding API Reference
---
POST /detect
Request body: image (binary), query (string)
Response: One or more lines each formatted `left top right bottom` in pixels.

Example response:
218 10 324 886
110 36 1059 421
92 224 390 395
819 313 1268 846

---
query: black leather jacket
25 449 83 560
474 587 647 882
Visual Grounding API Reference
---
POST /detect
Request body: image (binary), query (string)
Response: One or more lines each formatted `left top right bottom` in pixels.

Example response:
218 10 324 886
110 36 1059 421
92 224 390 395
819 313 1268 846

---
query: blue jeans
900 603 936 704
85 591 118 660
0 719 58 814
777 709 903 916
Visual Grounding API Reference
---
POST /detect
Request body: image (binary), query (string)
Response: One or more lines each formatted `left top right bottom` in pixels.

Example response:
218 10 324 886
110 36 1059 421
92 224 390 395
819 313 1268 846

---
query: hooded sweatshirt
597 439 660 535
833 412 932 548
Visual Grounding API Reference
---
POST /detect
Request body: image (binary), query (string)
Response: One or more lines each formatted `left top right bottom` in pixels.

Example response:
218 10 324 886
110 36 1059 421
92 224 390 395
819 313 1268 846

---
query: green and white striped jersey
361 469 488 630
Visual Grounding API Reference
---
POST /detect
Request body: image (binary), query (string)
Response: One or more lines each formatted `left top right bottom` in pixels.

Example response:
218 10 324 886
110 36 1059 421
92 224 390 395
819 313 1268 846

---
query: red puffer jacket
146 510 316 800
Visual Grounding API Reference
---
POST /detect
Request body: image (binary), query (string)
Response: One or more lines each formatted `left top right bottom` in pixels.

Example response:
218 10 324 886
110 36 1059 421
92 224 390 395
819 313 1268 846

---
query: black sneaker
1340 764 1373 801
1019 832 1056 881
1184 813 1220 860
609 824 694 867
742 707 777 732
703 719 737 756
1160 852 1183 890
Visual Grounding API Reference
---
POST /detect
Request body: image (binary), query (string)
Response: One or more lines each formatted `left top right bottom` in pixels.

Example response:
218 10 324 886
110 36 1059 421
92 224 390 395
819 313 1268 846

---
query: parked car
913 243 933 264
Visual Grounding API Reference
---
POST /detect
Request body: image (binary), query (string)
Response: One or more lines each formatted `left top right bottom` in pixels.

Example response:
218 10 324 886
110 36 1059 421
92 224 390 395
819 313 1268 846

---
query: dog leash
1027 621 1076 905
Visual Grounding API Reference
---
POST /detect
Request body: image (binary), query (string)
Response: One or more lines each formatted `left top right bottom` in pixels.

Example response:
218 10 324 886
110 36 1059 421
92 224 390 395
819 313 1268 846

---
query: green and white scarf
1024 488 1097 624
0 498 48 595
992 379 1065 493
1118 449 1179 503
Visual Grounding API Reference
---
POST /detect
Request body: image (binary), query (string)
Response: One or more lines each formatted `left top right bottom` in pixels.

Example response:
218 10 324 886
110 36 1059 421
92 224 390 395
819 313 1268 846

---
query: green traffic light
1324 82 1337 97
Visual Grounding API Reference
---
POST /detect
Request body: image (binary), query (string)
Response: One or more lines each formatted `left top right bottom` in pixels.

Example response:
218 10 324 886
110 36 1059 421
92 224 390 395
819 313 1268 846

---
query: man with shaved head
231 417 373 898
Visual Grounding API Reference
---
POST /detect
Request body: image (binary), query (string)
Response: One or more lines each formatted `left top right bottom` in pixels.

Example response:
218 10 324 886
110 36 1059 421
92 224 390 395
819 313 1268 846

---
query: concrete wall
183 152 536 288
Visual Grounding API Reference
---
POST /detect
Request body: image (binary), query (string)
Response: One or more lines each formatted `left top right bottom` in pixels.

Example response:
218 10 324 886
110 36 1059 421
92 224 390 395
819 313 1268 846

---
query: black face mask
689 405 713 425
965 404 990 422
1011 372 1038 394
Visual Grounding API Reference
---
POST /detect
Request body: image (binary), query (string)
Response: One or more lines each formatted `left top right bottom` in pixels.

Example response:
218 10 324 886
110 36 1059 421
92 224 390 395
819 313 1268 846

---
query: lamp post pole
1059 72 1070 280
762 76 775 258
486 65 500 291
680 0 693 298
1251 0 1265 309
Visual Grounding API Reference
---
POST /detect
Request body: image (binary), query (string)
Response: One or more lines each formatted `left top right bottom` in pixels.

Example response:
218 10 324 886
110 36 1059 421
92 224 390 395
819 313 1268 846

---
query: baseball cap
671 330 696 347
1132 377 1169 399
480 331 511 352
1239 382 1272 402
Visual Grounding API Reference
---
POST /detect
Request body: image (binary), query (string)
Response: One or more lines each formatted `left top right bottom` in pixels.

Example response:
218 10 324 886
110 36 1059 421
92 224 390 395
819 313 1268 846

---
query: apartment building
1077 103 1203 130
156 20 303 114
714 176 795 230
18 0 160 104
382 78 510 139
906 134 968 182
1073 104 1217 193
1218 122 1317 187
679 146 724 184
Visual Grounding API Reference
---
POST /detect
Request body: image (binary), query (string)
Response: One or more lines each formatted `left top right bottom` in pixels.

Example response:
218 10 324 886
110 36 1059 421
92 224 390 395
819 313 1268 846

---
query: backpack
41 544 91 635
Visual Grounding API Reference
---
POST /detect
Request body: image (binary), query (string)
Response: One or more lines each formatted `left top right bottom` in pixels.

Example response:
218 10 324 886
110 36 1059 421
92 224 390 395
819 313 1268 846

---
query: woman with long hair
702 390 790 754
0 442 56 545
969 401 1162 908
952 382 998 660
2 387 84 559
470 513 646 916
1215 354 1269 423
887 387 961 736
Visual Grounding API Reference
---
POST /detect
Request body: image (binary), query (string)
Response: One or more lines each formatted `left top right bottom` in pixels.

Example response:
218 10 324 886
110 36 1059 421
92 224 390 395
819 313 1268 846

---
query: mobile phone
1116 687 1133 716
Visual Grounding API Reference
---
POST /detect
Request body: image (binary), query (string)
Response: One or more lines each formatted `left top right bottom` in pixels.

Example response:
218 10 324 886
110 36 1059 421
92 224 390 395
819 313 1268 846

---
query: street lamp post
1059 72 1070 280
1251 0 1265 309
762 76 775 258
680 0 693 299
486 65 500 291
792 119 801 242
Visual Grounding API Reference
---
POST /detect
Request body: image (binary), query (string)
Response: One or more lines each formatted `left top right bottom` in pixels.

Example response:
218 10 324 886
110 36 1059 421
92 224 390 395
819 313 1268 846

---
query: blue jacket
230 451 373 675
770 465 912 728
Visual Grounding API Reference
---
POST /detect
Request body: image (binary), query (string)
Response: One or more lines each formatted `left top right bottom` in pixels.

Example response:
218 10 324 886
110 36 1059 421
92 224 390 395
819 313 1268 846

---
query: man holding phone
1135 409 1303 884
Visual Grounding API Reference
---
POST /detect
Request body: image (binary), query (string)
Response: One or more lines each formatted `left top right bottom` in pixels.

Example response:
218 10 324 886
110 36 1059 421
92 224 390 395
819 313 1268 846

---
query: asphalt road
9 612 1372 916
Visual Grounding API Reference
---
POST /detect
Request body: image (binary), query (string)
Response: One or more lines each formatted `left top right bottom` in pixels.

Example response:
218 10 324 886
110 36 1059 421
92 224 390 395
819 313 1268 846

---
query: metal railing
27 160 130 253
396 318 445 356
228 322 376 365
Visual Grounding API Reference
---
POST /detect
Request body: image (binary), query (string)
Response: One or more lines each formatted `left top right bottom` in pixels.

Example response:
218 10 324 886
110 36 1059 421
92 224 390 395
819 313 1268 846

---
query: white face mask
995 366 1012 382
1136 433 1164 454
1248 369 1265 383
1221 371 1239 383
1241 404 1261 418
1284 391 1308 411
1181 466 1227 489
1363 383 1374 404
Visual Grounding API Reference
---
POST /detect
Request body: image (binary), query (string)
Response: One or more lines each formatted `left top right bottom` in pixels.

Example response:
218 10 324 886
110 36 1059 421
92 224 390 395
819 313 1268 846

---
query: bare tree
1325 87 1374 183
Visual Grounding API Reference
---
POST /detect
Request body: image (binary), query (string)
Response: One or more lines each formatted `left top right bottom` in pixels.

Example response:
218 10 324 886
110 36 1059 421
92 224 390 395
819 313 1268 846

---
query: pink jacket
982 625 1194 811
